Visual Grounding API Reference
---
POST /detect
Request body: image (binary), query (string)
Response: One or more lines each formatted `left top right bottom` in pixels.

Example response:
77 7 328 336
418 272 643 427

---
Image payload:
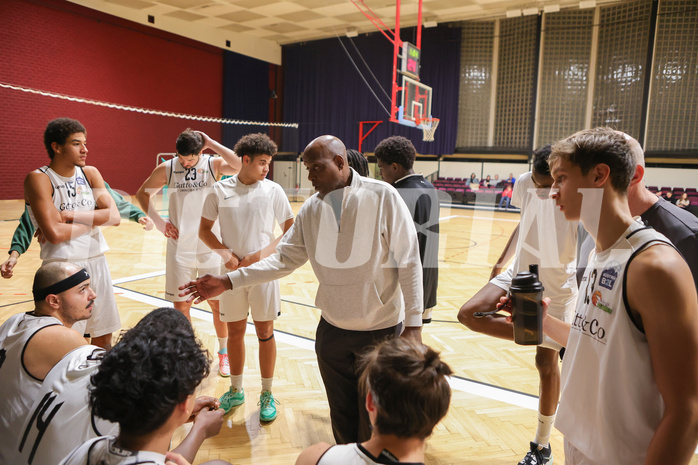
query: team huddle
1 117 697 465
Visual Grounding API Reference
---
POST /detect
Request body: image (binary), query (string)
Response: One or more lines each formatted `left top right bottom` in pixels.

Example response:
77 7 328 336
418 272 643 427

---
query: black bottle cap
529 264 539 277
510 267 544 293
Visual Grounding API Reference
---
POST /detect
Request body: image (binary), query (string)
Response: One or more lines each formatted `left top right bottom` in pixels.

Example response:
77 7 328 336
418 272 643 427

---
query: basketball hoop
417 117 439 142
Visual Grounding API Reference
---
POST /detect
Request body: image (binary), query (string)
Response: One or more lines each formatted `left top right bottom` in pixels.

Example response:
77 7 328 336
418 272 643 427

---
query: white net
419 118 439 142
0 81 298 128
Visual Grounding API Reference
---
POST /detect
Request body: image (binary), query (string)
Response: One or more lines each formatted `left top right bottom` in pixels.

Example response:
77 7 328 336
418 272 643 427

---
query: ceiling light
523 7 539 15
423 19 438 28
506 9 522 17
579 0 596 8
544 4 560 13
346 28 358 38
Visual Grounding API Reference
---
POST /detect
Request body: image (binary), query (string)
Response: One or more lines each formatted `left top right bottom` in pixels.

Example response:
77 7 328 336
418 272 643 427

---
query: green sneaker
258 390 278 422
219 387 244 414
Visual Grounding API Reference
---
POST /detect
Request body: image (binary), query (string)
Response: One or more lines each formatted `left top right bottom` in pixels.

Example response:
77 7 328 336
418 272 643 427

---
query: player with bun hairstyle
295 337 452 465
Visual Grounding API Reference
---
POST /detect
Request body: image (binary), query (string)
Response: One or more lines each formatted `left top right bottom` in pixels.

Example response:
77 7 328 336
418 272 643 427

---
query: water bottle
510 264 545 345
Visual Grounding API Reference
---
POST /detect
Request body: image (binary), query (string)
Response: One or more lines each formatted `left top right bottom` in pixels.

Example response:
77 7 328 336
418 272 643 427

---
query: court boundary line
113 282 539 411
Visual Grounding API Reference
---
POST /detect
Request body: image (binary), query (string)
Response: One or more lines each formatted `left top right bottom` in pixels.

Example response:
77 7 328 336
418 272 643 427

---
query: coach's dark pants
315 317 402 444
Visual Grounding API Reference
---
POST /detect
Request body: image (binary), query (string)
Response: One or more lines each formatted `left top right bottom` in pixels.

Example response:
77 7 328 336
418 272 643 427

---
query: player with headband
0 262 96 463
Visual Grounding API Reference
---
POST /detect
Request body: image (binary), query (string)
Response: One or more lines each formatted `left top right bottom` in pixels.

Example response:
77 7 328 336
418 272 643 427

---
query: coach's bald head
302 135 351 198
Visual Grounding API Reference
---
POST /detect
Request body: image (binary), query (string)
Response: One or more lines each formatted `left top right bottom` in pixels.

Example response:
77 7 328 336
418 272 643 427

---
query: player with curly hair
375 136 439 327
60 307 230 465
198 133 294 421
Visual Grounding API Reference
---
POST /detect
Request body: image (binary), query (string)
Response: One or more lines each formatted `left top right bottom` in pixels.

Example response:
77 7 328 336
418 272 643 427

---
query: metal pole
391 0 401 122
416 0 423 49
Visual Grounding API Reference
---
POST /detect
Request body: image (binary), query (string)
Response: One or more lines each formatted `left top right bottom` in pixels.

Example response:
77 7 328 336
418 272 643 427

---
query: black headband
33 268 90 302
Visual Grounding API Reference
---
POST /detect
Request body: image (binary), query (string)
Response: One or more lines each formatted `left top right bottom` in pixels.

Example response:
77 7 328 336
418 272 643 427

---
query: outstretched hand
178 274 230 304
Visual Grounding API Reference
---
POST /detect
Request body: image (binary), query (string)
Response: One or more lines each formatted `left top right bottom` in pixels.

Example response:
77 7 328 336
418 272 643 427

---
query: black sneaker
518 442 552 465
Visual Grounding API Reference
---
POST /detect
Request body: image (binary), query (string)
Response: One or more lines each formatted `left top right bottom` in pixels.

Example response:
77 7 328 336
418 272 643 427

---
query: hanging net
417 117 439 142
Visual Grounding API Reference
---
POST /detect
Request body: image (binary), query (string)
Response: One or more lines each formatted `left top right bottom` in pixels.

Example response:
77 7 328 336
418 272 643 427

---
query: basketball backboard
352 0 438 139
398 76 432 128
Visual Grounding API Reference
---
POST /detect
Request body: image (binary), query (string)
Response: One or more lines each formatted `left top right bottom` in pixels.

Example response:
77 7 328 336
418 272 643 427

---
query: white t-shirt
0 313 62 463
27 166 109 261
495 171 579 315
11 345 118 465
556 221 672 464
201 175 294 257
60 436 166 465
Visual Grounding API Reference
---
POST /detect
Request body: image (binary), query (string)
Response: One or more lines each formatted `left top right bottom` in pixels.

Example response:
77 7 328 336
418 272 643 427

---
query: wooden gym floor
1 197 695 465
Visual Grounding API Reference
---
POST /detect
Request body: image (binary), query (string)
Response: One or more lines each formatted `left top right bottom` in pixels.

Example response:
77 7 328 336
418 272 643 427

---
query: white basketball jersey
556 220 673 464
27 166 109 261
318 443 424 465
165 155 221 264
60 436 167 465
11 345 118 465
0 313 63 463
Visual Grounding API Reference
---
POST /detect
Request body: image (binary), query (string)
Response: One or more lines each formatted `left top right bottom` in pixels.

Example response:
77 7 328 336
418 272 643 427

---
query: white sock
230 374 243 391
218 337 228 354
261 377 273 392
534 412 556 447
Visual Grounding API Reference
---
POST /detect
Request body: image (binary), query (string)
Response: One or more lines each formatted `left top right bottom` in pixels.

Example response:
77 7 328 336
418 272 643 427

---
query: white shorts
489 264 574 351
45 254 121 338
564 439 596 465
165 239 221 302
219 280 280 322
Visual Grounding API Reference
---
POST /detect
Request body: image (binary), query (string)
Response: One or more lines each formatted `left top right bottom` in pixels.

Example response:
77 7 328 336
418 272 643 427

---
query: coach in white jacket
181 135 423 444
